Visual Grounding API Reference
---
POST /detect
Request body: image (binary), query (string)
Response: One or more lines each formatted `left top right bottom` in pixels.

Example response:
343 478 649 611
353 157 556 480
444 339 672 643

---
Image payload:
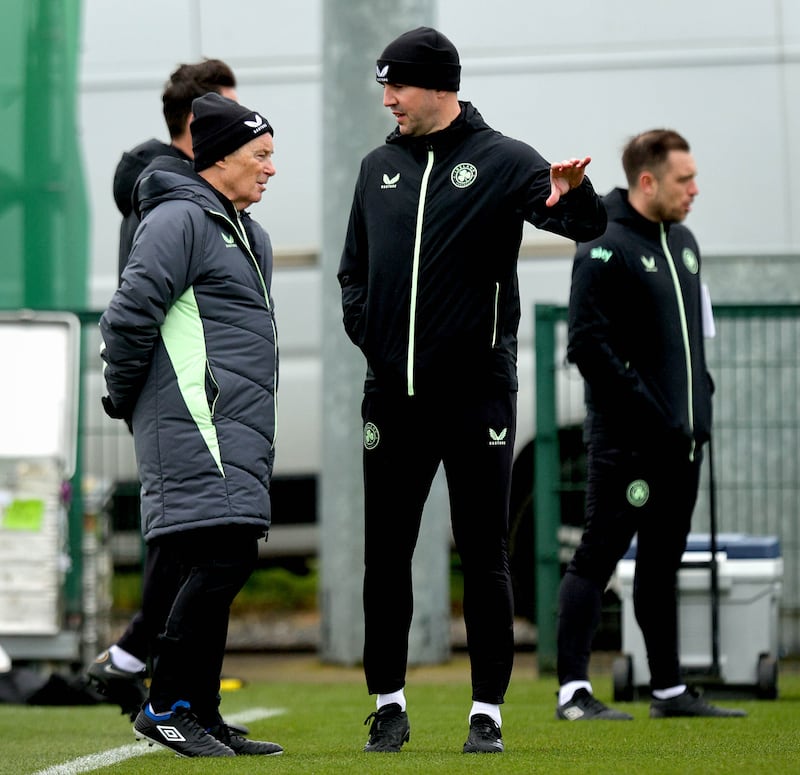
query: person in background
113 58 238 279
88 57 239 722
338 26 607 755
556 128 745 721
100 93 283 757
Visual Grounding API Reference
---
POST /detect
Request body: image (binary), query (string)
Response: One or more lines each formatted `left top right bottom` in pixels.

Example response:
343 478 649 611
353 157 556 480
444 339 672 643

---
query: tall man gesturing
338 26 607 754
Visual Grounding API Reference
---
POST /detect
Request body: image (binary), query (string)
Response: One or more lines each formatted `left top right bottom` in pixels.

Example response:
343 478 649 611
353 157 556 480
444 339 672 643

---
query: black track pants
557 440 702 690
147 526 260 726
361 391 516 704
116 541 182 666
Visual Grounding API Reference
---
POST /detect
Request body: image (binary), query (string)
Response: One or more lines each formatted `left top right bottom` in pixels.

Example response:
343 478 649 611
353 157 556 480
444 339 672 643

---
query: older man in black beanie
100 93 282 758
339 26 607 754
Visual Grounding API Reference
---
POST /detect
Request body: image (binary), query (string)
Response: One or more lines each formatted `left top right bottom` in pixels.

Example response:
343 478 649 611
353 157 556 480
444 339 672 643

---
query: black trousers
557 439 702 690
361 391 516 705
116 541 180 666
146 526 260 726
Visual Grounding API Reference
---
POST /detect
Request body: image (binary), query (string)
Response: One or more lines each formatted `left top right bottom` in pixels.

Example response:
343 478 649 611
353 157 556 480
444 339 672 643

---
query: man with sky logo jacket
557 128 745 721
100 93 284 757
337 26 607 755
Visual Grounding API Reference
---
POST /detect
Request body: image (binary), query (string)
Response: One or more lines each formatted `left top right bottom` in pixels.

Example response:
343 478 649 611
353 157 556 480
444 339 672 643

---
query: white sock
109 644 147 674
469 701 501 727
377 690 406 712
652 684 687 700
559 680 593 706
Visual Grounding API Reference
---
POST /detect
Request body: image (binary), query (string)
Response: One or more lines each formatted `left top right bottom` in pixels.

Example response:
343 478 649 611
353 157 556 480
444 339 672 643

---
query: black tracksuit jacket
567 187 713 456
338 102 607 397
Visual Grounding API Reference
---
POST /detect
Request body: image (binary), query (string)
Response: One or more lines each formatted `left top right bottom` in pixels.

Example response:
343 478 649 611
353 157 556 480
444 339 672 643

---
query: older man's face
219 134 276 210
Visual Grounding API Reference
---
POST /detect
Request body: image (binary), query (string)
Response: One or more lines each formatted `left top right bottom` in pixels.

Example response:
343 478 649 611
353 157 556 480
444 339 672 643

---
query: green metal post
23 0 88 310
24 1 60 307
534 304 563 674
65 315 97 623
22 0 88 621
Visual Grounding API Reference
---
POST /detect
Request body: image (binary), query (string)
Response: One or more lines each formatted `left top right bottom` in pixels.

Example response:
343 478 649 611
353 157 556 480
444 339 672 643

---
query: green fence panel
0 0 87 310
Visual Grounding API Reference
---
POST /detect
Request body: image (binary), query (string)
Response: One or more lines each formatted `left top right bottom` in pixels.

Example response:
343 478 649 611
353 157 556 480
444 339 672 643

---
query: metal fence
77 313 139 502
534 303 800 664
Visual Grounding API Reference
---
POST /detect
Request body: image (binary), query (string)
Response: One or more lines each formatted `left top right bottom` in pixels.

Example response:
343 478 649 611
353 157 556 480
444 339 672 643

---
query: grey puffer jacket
100 156 278 542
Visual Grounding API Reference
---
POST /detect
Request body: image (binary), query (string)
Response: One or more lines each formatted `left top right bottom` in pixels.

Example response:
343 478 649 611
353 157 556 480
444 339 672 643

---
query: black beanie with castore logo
376 26 461 91
191 92 274 172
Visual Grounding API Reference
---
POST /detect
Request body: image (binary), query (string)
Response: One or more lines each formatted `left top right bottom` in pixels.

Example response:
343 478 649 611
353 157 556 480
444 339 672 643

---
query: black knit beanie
376 26 461 91
191 93 274 172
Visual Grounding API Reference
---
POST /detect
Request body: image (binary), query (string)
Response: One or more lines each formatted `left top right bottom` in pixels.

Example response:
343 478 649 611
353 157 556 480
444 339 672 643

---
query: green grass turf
2 657 799 774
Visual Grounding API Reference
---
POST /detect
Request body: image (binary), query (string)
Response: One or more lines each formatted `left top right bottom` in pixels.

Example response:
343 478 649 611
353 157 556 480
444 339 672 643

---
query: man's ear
638 170 657 197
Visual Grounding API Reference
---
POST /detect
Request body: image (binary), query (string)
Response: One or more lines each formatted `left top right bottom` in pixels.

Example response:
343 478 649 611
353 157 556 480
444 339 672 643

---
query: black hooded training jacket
567 187 713 456
338 102 607 397
112 138 191 279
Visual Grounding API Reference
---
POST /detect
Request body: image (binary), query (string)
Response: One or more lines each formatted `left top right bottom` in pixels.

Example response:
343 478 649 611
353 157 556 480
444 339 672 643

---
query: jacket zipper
407 148 435 396
660 223 695 461
212 208 279 447
491 282 500 347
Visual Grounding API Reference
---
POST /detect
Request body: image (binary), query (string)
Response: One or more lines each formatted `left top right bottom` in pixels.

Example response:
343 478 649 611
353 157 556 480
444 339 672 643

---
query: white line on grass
31 707 286 775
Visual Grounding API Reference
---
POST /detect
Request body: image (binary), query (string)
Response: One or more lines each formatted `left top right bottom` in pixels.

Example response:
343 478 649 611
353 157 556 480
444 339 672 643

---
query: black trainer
463 714 504 753
87 649 147 721
207 723 284 755
363 703 410 752
556 688 634 721
134 701 235 757
650 687 747 718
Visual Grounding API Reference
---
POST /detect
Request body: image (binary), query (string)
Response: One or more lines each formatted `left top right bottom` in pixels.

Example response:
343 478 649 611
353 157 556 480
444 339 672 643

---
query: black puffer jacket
100 156 277 542
338 102 606 397
567 187 712 455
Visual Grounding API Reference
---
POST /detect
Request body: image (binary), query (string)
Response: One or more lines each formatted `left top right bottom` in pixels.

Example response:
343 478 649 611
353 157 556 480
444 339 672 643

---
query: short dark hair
622 129 690 188
162 59 237 138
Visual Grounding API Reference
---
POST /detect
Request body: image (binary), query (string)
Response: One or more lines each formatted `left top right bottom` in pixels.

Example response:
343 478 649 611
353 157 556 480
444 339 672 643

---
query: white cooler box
613 532 782 700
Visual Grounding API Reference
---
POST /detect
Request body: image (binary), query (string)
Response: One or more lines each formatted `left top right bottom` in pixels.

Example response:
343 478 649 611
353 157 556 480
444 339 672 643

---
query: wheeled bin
0 312 82 663
613 532 782 700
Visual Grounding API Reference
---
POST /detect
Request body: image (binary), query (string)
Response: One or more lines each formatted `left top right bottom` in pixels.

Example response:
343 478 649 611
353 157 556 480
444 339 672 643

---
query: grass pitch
2 653 798 775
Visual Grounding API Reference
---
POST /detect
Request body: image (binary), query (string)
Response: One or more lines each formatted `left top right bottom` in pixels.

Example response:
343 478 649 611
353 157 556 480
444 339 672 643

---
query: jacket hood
385 100 491 150
133 155 229 220
113 139 186 216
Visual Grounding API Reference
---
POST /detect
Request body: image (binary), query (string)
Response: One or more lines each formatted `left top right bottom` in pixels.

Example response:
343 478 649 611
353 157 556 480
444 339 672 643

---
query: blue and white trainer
133 701 234 757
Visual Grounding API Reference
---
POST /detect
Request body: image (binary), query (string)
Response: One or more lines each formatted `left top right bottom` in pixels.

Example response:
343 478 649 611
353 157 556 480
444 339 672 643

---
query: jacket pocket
205 361 220 417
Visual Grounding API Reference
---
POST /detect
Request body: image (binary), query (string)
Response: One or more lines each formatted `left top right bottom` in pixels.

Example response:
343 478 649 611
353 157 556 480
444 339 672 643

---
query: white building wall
80 0 800 305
